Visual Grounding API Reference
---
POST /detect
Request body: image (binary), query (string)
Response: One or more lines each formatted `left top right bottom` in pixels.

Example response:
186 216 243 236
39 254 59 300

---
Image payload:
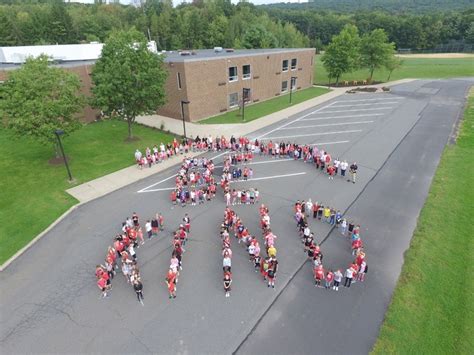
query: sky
69 0 307 6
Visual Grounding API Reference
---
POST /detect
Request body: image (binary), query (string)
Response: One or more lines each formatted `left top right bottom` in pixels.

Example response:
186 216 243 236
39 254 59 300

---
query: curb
0 154 192 272
0 203 82 272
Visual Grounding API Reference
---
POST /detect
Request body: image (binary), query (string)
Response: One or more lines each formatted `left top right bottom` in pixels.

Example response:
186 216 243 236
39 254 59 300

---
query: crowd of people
96 212 151 304
165 214 191 299
169 157 219 207
294 200 367 290
134 135 360 185
219 205 280 297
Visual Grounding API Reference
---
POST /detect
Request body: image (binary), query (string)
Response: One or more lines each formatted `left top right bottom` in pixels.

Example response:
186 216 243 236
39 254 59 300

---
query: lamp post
242 88 250 122
180 100 190 139
289 76 297 104
54 129 73 181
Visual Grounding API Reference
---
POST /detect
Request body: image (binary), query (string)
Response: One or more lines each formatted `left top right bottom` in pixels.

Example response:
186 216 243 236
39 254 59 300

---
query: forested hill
263 0 474 14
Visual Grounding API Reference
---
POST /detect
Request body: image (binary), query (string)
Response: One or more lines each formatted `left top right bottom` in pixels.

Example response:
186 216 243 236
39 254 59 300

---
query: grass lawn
198 86 330 124
372 88 474 353
0 120 175 264
314 56 474 85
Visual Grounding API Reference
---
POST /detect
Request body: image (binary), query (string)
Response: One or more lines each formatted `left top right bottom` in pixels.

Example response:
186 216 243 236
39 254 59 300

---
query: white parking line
259 129 363 140
319 107 393 114
214 158 294 169
137 174 177 193
334 97 403 103
255 101 337 139
279 121 374 130
230 172 307 182
139 172 307 193
301 113 384 121
308 140 350 146
330 102 399 108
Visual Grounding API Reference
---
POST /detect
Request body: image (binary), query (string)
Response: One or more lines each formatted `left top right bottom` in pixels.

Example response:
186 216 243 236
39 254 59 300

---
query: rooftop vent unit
214 47 223 53
225 48 235 53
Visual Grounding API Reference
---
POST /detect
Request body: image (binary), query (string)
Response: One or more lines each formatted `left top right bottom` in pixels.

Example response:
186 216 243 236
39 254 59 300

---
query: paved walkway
68 80 413 204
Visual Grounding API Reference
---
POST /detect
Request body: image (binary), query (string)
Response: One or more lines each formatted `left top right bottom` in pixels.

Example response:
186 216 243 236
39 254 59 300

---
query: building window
229 92 239 108
242 64 251 80
291 58 297 70
229 66 238 82
243 88 251 102
291 77 297 90
281 81 288 93
177 72 182 90
282 59 289 72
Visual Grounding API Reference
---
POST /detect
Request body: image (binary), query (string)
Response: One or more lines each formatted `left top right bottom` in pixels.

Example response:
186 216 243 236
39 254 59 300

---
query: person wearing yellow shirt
267 245 277 258
323 207 331 223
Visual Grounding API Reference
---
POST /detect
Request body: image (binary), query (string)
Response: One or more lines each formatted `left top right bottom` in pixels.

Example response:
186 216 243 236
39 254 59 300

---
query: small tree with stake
91 28 168 141
0 54 84 158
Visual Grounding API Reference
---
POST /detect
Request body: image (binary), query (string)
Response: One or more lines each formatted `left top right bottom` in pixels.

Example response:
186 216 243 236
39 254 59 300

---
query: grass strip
198 86 330 124
372 88 474 354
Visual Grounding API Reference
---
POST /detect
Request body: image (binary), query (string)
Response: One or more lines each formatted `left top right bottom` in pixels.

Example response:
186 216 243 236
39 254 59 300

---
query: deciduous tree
321 24 360 85
0 55 84 155
360 29 395 81
91 28 167 140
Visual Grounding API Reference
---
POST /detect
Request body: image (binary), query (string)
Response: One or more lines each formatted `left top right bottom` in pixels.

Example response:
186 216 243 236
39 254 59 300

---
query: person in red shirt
97 276 108 298
327 165 336 180
325 270 334 289
314 264 325 287
166 269 177 299
170 190 177 205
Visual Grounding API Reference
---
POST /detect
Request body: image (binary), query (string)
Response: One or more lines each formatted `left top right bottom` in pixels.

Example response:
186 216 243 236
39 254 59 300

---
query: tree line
263 7 474 50
0 0 308 49
264 0 474 14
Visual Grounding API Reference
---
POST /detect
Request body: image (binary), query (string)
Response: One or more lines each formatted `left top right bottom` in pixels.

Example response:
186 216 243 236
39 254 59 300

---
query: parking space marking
279 121 374 130
318 107 393 114
255 101 337 139
308 140 350 146
333 97 404 103
137 174 177 193
330 102 399 108
259 129 363 140
139 172 307 193
301 113 384 121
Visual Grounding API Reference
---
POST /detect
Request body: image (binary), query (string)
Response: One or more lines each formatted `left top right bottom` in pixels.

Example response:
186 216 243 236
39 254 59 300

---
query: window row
228 89 251 108
281 78 297 93
229 65 251 82
282 58 297 72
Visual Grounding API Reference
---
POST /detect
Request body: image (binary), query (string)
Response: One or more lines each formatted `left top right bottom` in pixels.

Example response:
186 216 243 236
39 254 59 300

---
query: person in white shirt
340 160 348 177
145 220 152 239
344 267 354 287
340 218 348 235
333 269 343 291
134 149 142 164
333 158 340 175
305 199 313 217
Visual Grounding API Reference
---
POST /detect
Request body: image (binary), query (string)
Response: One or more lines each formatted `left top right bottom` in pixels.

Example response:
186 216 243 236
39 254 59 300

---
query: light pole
54 129 73 182
242 88 250 122
289 76 297 104
180 100 190 139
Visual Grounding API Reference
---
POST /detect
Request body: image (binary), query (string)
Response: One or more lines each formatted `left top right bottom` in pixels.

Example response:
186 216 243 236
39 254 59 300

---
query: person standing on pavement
344 266 354 287
333 269 343 291
340 160 348 178
223 272 232 298
349 162 358 184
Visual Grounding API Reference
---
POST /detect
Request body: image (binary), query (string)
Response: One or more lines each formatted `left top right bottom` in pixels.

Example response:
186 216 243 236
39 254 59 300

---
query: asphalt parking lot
1 78 472 354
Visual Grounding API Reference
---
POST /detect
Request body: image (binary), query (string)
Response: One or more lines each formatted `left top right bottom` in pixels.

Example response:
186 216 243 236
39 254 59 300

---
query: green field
199 86 330 124
372 89 474 353
314 56 474 85
0 120 175 264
